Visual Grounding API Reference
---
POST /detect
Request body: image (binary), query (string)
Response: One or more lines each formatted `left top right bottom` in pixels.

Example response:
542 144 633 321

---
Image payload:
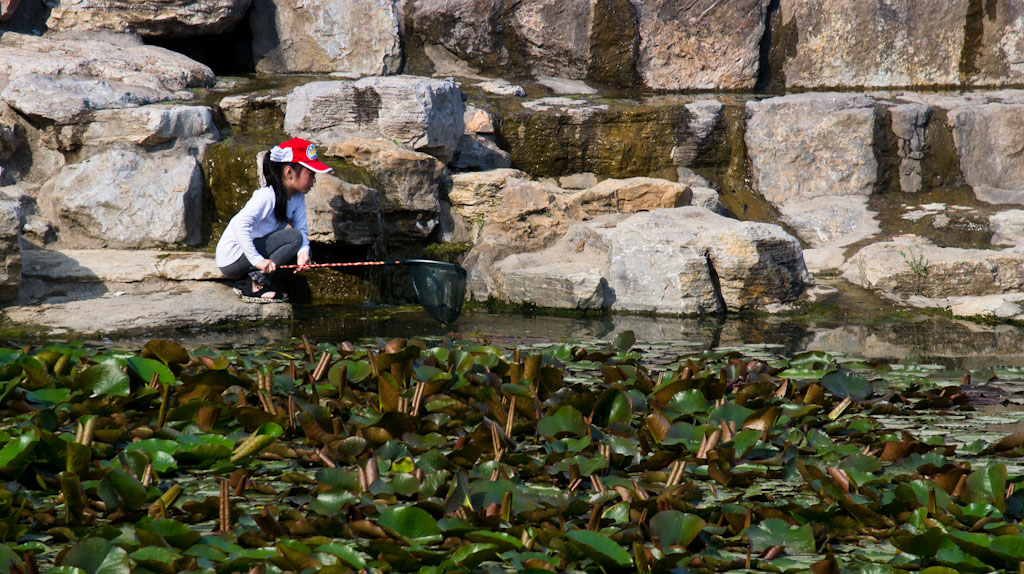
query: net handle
279 260 402 269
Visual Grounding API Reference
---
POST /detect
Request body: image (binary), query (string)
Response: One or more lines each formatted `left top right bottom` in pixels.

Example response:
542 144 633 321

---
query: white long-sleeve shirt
215 186 310 268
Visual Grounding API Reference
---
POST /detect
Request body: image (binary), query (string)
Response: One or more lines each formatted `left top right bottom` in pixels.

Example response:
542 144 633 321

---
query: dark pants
218 228 303 280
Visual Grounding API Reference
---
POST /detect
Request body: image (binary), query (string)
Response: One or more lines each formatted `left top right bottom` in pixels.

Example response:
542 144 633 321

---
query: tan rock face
326 137 446 214
772 0 967 89
842 237 1024 299
634 0 767 90
45 0 252 37
566 177 691 218
745 93 879 205
251 0 401 74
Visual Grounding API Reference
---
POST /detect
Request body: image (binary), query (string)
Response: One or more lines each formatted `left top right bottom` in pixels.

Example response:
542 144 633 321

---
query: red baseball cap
270 137 333 173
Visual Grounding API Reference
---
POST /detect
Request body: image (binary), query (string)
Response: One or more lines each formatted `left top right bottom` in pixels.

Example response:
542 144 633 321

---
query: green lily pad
376 506 442 542
567 529 633 568
650 510 706 551
537 406 587 438
76 364 130 397
747 518 816 555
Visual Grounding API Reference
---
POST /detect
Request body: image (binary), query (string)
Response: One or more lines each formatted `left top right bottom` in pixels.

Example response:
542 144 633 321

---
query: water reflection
65 304 1024 370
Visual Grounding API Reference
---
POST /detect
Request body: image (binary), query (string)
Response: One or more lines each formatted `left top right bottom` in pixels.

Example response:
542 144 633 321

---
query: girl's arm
291 195 312 266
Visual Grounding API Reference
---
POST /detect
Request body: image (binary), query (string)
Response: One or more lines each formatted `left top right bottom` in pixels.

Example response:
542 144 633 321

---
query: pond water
77 279 1024 373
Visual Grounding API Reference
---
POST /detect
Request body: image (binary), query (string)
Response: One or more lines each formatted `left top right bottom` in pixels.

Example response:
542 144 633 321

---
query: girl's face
284 165 316 195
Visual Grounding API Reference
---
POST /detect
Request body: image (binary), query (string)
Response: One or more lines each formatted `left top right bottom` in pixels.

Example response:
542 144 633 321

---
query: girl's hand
256 259 276 274
295 252 312 273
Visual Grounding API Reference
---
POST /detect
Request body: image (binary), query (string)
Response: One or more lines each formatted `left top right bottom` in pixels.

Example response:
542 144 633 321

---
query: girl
216 137 332 303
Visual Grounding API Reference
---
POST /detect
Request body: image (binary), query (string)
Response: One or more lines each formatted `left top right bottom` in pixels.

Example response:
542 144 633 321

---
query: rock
41 148 204 248
219 93 287 131
404 0 508 75
55 105 219 151
0 0 20 22
633 0 767 90
304 175 381 246
456 172 573 297
500 95 723 179
841 236 1024 299
19 249 219 283
285 76 465 164
251 0 401 74
448 169 565 236
967 1 1024 87
948 294 1024 320
325 137 446 241
474 80 525 97
565 177 691 218
3 281 290 334
464 107 495 134
45 0 252 37
0 194 21 302
512 0 590 80
472 207 811 313
0 33 215 123
0 101 64 186
771 0 967 89
802 247 848 274
676 167 714 188
746 93 879 205
947 100 1024 205
671 101 726 168
535 76 597 95
689 187 724 214
556 173 602 190
991 210 1024 247
889 103 931 194
451 134 511 172
777 196 880 249
405 0 637 87
490 225 612 310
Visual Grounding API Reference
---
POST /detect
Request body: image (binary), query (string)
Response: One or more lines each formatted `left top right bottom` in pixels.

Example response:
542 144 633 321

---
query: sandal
239 280 289 304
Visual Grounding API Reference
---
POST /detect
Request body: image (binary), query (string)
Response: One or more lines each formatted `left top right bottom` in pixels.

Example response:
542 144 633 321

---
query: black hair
262 153 302 224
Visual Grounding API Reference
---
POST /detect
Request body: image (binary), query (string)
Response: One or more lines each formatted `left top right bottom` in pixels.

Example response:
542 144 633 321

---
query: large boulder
403 0 508 75
251 0 401 74
325 138 446 242
285 76 465 164
403 0 637 87
0 33 215 124
770 0 967 89
510 0 590 80
746 93 879 205
475 207 811 313
841 236 1024 299
55 104 220 151
777 197 880 250
633 0 767 91
305 175 381 246
41 148 204 248
45 0 252 37
947 98 1024 205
